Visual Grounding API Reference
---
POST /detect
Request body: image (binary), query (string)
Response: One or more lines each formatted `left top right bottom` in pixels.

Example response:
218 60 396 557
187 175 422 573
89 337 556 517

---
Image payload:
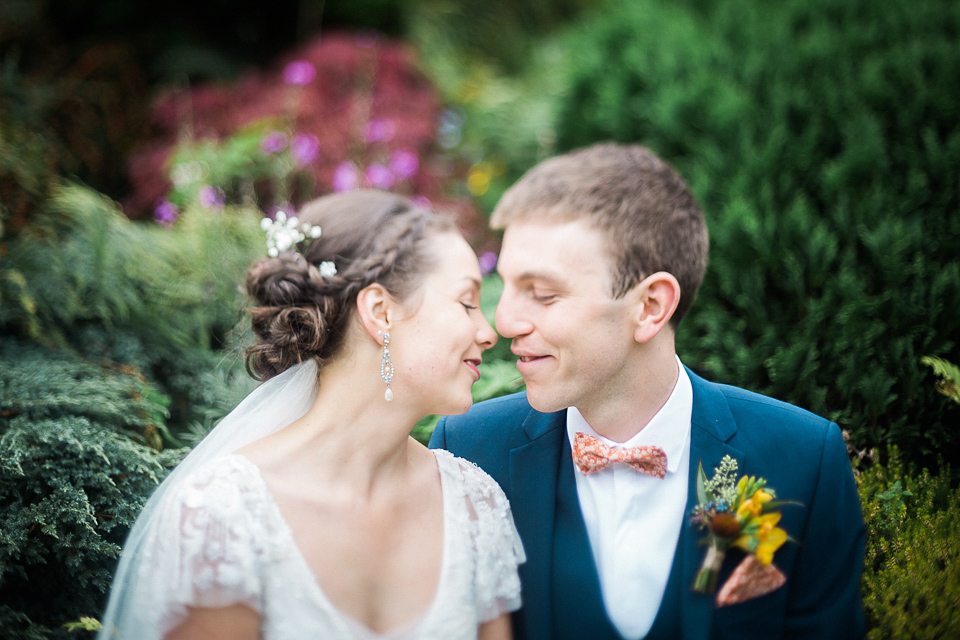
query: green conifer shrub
0 339 184 638
553 0 960 468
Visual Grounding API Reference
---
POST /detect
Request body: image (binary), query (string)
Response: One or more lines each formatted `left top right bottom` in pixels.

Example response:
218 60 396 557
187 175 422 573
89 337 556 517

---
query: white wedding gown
124 448 524 640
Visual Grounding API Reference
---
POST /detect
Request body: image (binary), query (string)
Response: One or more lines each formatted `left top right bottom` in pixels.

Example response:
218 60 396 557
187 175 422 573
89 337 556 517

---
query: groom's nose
494 286 531 340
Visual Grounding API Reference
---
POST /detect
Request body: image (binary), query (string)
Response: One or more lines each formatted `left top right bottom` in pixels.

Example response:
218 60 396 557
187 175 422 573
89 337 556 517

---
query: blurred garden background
1 0 958 636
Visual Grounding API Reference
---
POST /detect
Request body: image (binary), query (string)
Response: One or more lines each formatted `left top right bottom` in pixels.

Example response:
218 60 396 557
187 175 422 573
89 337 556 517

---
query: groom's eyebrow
506 269 566 289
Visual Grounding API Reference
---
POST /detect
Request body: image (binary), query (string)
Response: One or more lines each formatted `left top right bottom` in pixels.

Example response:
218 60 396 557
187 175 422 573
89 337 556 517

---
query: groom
430 143 865 639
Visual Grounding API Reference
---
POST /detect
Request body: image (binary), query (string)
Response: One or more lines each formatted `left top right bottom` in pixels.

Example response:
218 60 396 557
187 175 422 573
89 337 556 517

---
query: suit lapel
679 369 744 640
509 408 566 640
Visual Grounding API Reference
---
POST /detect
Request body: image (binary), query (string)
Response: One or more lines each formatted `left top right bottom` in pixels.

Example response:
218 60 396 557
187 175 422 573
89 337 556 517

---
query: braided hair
244 190 456 381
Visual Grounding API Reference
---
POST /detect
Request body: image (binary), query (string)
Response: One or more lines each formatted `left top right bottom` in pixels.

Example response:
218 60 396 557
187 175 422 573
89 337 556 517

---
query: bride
98 190 524 640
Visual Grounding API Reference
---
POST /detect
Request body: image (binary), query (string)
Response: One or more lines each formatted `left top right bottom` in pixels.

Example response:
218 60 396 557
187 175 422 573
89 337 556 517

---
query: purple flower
198 185 225 209
260 131 288 155
154 200 178 226
282 60 316 86
365 163 395 189
411 195 432 209
365 118 395 143
332 161 359 192
388 149 419 181
290 133 320 168
479 251 498 276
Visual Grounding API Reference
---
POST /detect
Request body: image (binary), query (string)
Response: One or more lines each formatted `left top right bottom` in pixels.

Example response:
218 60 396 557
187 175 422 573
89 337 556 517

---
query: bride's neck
244 351 429 498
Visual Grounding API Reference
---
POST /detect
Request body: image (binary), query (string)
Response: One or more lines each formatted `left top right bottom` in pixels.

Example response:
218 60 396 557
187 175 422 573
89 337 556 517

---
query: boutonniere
689 455 799 606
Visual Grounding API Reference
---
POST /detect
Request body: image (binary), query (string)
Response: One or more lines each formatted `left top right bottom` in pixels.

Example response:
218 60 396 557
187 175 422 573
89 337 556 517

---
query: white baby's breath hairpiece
261 210 322 257
261 211 335 277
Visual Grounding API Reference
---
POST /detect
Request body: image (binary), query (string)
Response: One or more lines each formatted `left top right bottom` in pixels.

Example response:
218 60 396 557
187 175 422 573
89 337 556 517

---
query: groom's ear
355 283 395 339
630 271 680 343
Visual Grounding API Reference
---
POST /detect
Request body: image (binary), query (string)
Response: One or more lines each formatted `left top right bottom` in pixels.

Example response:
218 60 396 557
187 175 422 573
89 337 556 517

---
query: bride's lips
464 359 482 380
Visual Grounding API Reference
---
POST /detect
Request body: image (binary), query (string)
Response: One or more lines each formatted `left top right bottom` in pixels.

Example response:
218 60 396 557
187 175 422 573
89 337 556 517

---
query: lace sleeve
456 457 527 623
136 457 274 635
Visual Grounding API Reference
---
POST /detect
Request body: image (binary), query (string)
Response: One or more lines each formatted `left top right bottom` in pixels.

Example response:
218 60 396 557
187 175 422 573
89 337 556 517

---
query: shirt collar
566 356 693 474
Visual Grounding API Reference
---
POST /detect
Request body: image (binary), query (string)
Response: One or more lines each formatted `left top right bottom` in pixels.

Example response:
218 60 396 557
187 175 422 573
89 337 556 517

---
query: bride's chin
431 395 474 417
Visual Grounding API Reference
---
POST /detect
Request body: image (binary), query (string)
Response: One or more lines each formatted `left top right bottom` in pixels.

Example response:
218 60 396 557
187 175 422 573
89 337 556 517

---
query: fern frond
921 356 960 405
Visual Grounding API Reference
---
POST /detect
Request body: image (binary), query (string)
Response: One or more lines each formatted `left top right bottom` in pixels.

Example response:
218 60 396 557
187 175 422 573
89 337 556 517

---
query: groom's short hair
490 142 709 325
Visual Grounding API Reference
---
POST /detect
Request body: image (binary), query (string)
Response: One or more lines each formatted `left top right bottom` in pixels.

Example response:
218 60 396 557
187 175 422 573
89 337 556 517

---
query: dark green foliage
1 339 167 443
0 9 150 232
0 183 264 434
857 449 960 638
554 0 960 468
409 0 603 74
0 340 184 638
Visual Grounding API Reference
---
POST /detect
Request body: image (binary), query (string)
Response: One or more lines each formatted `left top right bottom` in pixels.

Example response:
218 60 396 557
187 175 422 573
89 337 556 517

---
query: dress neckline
222 450 453 638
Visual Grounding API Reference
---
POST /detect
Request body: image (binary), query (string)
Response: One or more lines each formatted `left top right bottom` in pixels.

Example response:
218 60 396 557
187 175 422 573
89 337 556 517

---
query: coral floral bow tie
572 432 668 478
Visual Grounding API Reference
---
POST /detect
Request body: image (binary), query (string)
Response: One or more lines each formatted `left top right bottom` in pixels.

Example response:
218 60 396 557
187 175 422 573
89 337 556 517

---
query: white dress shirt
566 358 692 639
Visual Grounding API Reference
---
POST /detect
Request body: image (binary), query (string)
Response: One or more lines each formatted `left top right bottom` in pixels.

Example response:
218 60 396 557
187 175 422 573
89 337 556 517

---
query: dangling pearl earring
378 330 394 401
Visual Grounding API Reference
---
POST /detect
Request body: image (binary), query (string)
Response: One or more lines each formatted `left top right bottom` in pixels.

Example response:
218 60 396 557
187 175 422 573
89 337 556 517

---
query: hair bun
246 256 324 307
244 256 342 380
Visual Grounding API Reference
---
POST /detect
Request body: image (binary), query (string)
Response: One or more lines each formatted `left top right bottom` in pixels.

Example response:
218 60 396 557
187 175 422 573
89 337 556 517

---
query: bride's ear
355 283 395 342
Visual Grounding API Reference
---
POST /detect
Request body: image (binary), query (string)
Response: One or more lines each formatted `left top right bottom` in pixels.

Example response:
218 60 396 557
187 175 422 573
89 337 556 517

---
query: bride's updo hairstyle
244 190 455 381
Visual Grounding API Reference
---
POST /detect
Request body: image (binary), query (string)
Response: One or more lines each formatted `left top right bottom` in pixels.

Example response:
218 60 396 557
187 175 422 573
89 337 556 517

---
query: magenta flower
332 161 360 192
282 60 316 86
198 185 225 209
365 163 395 189
388 149 420 181
260 131 288 155
154 200 178 226
479 251 498 276
365 118 396 143
290 133 320 168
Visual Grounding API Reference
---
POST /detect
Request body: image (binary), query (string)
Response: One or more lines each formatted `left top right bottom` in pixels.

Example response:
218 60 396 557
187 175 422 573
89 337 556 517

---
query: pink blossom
282 60 316 86
198 185 225 209
365 118 396 143
388 149 419 180
411 195 432 209
479 251 498 276
365 163 395 189
260 131 288 155
290 133 320 168
154 200 178 226
332 161 360 192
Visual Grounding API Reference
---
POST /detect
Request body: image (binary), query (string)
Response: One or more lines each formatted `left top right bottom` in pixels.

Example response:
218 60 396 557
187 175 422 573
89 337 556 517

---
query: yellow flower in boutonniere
734 512 788 564
690 456 801 605
736 487 773 520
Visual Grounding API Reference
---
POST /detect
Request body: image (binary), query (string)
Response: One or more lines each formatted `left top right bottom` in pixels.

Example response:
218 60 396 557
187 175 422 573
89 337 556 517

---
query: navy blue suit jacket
429 367 866 640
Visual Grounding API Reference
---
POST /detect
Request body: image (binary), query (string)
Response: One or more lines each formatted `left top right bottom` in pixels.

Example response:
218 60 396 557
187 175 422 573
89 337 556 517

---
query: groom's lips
514 350 551 375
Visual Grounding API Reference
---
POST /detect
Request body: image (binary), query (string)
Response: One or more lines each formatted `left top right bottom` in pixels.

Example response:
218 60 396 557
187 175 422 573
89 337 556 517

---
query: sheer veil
97 359 320 639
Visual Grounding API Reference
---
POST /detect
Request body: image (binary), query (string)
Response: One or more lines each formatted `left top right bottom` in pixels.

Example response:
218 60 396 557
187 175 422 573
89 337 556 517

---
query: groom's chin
523 386 566 414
